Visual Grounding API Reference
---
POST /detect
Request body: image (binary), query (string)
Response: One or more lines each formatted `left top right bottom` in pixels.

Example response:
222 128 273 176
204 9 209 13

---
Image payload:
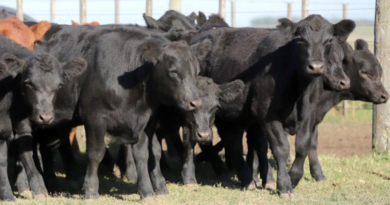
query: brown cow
71 20 100 26
0 16 50 50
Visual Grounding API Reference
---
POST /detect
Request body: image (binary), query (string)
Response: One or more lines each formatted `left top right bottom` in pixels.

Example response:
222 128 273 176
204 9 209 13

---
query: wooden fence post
16 0 23 21
373 0 390 153
219 0 226 20
80 0 86 24
301 0 309 19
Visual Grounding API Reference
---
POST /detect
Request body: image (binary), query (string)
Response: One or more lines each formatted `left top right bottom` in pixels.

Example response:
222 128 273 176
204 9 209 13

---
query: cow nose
339 79 350 90
39 113 54 124
308 61 324 74
188 99 202 111
197 131 211 142
380 93 389 103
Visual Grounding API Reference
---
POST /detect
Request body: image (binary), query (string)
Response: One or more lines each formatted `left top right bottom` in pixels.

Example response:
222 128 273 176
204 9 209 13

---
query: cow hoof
34 193 47 200
244 181 257 190
279 192 294 199
156 187 169 195
315 176 327 182
20 190 33 199
264 182 276 190
113 165 122 179
0 194 16 201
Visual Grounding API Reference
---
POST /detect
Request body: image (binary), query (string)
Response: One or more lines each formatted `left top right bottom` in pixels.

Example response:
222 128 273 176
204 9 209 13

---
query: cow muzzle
188 99 202 111
307 61 325 75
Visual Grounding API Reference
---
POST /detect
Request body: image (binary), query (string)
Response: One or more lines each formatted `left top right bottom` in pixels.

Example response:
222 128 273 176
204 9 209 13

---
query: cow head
322 41 350 90
0 17 51 50
140 38 212 111
345 39 388 104
2 53 87 124
143 10 197 32
185 77 244 143
277 15 355 78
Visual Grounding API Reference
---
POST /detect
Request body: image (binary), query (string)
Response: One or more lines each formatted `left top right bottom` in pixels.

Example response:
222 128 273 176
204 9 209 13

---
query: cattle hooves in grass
244 180 257 190
279 192 294 199
0 193 16 201
34 193 48 200
19 190 33 199
315 176 327 182
264 182 276 190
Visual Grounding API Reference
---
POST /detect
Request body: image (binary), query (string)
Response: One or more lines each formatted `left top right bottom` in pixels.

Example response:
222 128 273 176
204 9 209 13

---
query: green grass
4 153 390 205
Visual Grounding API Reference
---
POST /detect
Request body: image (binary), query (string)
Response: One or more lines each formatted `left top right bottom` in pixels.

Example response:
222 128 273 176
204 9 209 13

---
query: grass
3 153 390 205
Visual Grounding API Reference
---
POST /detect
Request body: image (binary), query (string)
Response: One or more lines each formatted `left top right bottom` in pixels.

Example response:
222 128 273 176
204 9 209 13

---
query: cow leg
181 126 196 185
132 132 154 198
148 133 168 195
39 142 58 193
58 133 81 191
83 120 107 199
216 121 252 188
289 119 312 187
198 143 228 177
119 144 138 182
247 125 276 189
308 126 326 181
0 139 15 201
14 159 30 195
14 133 48 198
262 121 293 198
245 137 260 187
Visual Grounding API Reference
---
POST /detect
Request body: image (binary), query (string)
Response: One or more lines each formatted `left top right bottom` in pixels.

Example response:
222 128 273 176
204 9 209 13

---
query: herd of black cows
0 10 388 201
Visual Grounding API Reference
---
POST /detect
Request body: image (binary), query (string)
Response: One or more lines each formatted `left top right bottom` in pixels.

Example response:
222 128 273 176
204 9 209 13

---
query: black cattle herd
0 10 388 201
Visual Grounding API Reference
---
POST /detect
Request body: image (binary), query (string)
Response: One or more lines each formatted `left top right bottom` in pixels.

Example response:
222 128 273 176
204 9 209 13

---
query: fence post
287 2 292 20
80 0 86 24
343 3 348 117
16 0 23 21
51 0 55 23
146 0 153 17
301 0 309 19
373 0 390 154
169 0 181 12
219 0 226 20
231 1 236 27
115 0 119 24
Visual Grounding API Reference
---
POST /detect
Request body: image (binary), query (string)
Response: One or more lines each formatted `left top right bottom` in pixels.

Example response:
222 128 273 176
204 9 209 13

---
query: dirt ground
161 123 373 158
77 123 373 158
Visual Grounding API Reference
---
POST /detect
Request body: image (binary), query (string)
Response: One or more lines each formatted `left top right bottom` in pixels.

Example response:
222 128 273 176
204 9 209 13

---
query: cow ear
61 58 87 80
334 19 355 42
191 38 212 62
29 21 51 42
188 12 197 22
71 20 79 26
354 39 369 51
277 18 297 35
139 39 163 64
218 80 245 104
197 11 207 27
143 13 166 30
1 53 24 75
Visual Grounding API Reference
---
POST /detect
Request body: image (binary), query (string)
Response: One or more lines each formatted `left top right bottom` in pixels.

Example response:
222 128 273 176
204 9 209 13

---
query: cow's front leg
83 119 106 199
0 139 15 201
181 126 197 185
262 121 293 198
